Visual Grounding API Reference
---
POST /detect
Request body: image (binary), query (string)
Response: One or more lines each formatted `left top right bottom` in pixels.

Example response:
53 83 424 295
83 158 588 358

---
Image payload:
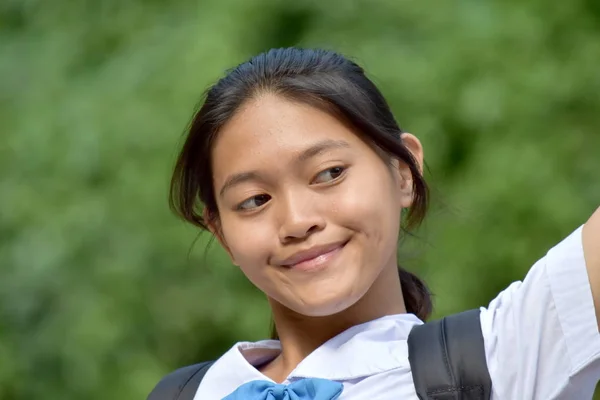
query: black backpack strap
407 309 492 400
147 361 215 400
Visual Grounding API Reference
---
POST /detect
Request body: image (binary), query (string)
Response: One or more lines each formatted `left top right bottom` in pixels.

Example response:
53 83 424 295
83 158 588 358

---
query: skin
209 93 422 382
207 92 600 382
583 207 600 329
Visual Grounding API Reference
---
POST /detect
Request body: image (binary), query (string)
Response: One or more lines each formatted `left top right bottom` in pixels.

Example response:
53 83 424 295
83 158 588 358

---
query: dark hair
170 47 433 332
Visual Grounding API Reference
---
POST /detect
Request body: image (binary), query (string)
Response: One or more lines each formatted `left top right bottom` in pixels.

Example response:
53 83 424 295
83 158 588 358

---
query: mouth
279 240 348 272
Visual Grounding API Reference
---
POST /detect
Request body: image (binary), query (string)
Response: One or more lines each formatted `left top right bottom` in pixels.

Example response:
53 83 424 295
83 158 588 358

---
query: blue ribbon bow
223 378 343 400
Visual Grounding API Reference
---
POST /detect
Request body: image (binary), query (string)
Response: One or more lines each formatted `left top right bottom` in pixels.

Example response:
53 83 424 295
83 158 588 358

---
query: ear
395 133 424 208
401 132 424 173
203 207 238 265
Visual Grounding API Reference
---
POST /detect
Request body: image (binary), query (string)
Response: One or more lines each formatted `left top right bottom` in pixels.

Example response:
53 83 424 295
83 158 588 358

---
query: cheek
335 175 402 241
221 218 273 270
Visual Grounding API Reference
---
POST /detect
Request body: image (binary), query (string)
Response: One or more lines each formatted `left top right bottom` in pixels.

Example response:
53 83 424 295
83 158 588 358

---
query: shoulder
146 361 214 400
480 224 600 399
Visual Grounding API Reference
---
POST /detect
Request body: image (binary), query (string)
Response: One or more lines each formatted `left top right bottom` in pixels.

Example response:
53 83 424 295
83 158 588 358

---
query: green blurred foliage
1 0 599 398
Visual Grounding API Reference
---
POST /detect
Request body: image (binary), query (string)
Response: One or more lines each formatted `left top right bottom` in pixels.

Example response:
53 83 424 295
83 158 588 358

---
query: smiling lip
278 241 347 272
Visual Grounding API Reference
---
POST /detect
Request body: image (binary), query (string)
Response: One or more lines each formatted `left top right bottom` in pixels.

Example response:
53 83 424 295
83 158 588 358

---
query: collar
194 313 422 399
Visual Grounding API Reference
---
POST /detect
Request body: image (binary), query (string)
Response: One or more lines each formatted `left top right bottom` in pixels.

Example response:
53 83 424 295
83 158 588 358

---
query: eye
236 194 271 211
312 166 346 184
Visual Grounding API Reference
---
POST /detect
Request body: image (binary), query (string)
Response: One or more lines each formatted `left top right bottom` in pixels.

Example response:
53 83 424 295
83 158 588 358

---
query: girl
151 48 600 399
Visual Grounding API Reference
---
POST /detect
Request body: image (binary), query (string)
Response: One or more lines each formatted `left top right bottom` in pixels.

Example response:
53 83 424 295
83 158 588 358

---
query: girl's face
210 94 420 317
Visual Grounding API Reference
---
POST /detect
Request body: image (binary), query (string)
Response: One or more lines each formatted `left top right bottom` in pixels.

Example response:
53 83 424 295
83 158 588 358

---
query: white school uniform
194 226 600 399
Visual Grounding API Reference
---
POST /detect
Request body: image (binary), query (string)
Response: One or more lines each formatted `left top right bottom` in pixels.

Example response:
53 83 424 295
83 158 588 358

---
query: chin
287 289 363 317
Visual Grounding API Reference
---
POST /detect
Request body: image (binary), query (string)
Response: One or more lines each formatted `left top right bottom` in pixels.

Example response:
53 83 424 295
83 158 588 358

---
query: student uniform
193 226 600 399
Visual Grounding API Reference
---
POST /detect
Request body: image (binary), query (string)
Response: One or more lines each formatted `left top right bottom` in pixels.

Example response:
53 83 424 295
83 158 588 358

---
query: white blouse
194 226 600 399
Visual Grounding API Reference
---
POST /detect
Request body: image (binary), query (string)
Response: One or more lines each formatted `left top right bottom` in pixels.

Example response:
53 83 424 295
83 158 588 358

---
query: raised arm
480 206 600 399
583 206 600 329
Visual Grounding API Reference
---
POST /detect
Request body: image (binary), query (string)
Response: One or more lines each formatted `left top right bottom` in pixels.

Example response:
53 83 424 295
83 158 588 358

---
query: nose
278 193 326 243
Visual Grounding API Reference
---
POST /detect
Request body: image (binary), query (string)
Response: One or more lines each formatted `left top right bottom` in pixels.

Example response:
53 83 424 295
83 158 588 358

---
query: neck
261 262 406 382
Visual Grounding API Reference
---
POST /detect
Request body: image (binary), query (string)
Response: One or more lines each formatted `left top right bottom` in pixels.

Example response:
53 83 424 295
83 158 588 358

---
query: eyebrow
218 139 351 198
296 139 350 162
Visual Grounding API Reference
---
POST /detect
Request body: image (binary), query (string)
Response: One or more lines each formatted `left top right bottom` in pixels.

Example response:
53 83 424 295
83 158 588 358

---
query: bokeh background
1 0 599 398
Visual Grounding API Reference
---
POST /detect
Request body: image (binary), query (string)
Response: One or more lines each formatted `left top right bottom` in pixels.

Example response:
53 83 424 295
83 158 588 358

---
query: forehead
211 94 363 175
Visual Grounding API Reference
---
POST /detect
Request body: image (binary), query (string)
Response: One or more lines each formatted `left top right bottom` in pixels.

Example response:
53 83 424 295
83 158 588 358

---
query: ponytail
398 267 432 321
